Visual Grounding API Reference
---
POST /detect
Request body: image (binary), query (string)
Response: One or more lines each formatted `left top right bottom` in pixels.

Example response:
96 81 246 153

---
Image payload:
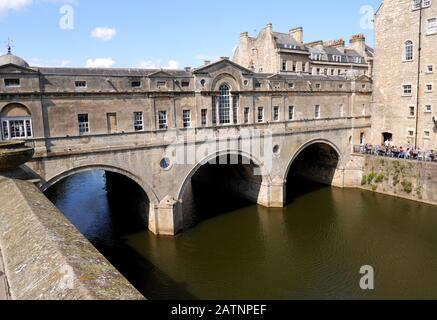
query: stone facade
233 23 373 77
372 0 437 150
0 33 375 236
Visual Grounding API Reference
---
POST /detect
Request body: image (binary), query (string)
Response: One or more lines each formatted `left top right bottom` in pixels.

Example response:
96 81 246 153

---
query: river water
45 170 437 300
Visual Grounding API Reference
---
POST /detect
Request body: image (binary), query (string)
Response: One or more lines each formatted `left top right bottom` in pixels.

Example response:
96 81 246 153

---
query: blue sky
0 0 382 69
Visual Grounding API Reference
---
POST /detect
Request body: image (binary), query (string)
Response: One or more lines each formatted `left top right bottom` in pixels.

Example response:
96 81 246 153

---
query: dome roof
0 53 29 68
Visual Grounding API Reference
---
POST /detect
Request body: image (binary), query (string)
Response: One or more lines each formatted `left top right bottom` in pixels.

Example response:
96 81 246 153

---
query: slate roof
37 67 193 77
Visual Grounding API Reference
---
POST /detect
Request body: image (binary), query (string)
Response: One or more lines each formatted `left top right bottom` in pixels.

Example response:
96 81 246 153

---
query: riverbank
0 176 144 300
351 154 437 206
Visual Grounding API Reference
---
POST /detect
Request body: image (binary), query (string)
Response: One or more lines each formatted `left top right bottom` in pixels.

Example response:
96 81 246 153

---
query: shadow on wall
286 143 340 204
181 155 262 230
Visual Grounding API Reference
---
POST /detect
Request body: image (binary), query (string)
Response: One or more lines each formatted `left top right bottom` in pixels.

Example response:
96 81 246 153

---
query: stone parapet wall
356 155 437 205
0 177 144 300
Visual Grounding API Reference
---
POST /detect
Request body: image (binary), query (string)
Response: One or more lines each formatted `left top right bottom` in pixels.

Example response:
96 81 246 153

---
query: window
409 106 416 117
339 84 344 89
288 83 294 89
339 104 344 117
408 129 415 137
424 130 431 138
426 83 433 92
315 83 321 89
157 81 166 88
362 104 366 116
134 112 144 131
354 57 363 64
315 105 321 119
244 108 250 124
201 109 207 127
183 110 191 128
75 81 87 88
428 18 437 34
362 84 366 89
273 106 280 122
404 41 414 61
427 65 434 73
403 84 413 95
131 81 141 88
292 62 297 72
360 133 365 145
219 84 231 124
333 55 341 62
78 114 89 135
4 79 20 87
158 111 168 130
257 107 264 123
1 118 32 140
289 106 295 121
255 82 262 88
415 0 432 9
425 105 432 113
181 81 190 87
282 61 287 71
232 95 239 124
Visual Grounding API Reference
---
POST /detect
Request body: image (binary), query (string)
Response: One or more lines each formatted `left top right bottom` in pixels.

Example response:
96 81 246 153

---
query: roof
37 67 192 77
0 53 30 68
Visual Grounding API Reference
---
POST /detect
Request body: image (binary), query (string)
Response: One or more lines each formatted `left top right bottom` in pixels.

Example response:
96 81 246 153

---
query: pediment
267 74 284 81
148 70 174 78
194 59 253 76
355 74 372 82
0 64 37 74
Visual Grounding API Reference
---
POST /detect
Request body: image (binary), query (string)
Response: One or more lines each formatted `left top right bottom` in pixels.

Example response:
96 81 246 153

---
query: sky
0 0 382 69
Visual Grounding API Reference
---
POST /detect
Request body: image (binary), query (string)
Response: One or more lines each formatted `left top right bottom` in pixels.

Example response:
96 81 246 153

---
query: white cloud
85 57 115 68
138 60 158 69
91 27 117 41
163 60 180 70
0 0 75 15
138 59 180 70
27 58 71 67
0 0 33 14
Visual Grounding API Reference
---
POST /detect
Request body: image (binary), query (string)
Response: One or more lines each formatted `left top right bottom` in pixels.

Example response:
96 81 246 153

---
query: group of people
360 140 436 162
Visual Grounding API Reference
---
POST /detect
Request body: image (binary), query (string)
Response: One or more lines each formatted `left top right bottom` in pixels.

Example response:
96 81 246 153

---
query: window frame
4 78 20 88
133 112 144 132
158 111 168 130
289 106 295 121
182 109 191 129
257 107 264 123
78 114 90 135
404 41 414 62
315 105 321 119
1 117 33 140
75 81 87 88
403 84 413 96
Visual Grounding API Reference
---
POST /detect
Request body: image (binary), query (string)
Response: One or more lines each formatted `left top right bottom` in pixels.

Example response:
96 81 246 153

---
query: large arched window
1 104 33 140
219 84 231 124
405 41 414 61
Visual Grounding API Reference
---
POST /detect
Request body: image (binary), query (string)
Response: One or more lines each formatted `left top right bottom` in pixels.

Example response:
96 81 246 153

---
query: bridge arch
283 139 344 203
177 149 271 201
176 149 272 230
283 139 343 182
40 164 159 205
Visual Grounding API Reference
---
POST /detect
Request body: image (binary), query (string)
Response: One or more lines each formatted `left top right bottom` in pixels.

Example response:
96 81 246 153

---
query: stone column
256 176 285 208
148 196 181 236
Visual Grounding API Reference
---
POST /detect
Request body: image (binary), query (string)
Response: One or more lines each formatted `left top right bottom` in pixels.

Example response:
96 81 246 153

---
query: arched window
1 104 33 140
219 84 231 124
405 41 414 61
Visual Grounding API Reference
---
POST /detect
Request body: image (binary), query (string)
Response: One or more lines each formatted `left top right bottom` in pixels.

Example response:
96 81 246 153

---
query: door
107 113 117 133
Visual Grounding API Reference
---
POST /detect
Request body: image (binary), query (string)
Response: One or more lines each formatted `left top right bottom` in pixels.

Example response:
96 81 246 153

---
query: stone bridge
24 117 370 236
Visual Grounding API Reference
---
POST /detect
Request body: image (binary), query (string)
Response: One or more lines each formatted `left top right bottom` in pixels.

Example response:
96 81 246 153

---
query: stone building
0 52 371 147
372 0 437 150
233 23 374 77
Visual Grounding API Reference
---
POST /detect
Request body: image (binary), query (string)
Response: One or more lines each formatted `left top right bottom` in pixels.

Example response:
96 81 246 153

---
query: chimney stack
349 34 366 56
290 27 304 44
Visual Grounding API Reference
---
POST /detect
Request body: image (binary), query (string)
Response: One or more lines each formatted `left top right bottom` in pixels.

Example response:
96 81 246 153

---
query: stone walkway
0 248 10 300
